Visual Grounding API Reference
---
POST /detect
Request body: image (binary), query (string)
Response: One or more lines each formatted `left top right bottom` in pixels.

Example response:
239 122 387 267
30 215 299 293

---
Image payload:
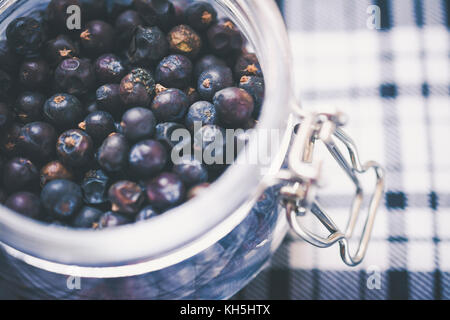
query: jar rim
0 0 294 276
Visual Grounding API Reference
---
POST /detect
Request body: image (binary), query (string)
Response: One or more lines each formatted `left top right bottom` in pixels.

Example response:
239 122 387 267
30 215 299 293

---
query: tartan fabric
236 0 450 300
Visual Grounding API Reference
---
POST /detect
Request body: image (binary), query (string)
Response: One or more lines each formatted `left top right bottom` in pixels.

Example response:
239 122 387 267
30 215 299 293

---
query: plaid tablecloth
236 0 450 300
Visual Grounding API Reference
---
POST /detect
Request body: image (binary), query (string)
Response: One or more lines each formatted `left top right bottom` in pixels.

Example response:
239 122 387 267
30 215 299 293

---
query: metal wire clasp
277 109 385 266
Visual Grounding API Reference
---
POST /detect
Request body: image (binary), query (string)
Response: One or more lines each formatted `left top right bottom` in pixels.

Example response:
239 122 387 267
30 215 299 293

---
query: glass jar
0 0 384 299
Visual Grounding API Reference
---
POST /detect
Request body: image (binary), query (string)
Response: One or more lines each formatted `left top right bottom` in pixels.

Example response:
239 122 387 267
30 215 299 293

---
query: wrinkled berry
40 161 74 187
43 94 84 130
128 26 168 67
145 172 185 211
55 58 96 97
79 111 116 144
119 68 156 107
134 0 176 31
57 129 94 167
6 17 45 57
17 122 57 163
234 53 263 78
97 133 129 172
109 180 144 215
120 107 156 142
129 140 168 178
151 88 189 122
185 101 217 132
213 87 254 128
41 179 83 220
6 192 41 218
155 54 192 89
81 169 110 204
167 24 202 58
197 66 233 101
115 10 143 47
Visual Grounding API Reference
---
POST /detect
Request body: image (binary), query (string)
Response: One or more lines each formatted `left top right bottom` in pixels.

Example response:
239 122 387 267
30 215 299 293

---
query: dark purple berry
145 172 185 211
94 54 127 84
106 0 134 21
185 101 217 132
97 133 129 172
155 54 192 89
119 68 156 107
1 123 22 157
80 20 115 57
120 107 156 141
44 94 84 130
6 192 41 218
133 0 176 31
14 92 45 124
40 179 83 220
79 111 116 144
0 102 12 132
80 0 107 21
55 58 96 97
96 84 125 117
19 59 50 90
197 66 233 101
151 88 189 122
239 76 265 118
213 87 254 128
3 158 39 193
109 180 144 215
81 169 110 204
17 122 57 163
135 205 158 222
0 70 13 99
129 140 167 178
184 87 200 105
167 24 202 58
155 122 190 151
193 124 226 166
98 211 129 228
185 2 217 31
173 157 208 187
72 206 103 228
0 40 19 74
57 129 94 167
44 35 80 66
40 161 74 187
193 54 227 79
234 53 263 78
187 182 210 200
115 10 143 47
6 17 45 57
207 19 243 56
128 26 169 67
45 0 82 34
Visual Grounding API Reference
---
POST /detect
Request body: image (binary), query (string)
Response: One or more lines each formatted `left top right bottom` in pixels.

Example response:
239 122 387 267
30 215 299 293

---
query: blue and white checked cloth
236 0 450 300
